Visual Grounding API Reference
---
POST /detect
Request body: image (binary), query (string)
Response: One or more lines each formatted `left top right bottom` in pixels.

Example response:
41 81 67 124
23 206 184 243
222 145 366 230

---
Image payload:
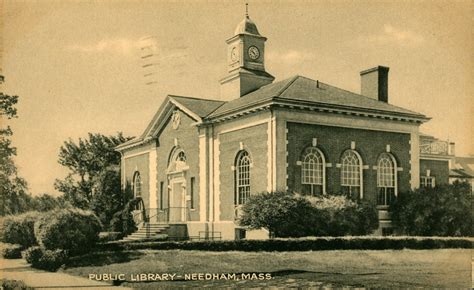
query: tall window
301 147 325 195
377 153 396 206
235 150 251 205
190 177 195 209
341 150 362 199
133 171 141 197
159 181 164 210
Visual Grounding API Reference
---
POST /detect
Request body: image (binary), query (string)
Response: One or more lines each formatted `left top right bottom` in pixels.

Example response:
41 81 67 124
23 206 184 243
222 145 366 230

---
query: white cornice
205 99 429 125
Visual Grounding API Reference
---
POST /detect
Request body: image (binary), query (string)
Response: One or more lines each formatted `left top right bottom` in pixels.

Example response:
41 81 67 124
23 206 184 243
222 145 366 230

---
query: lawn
63 249 471 288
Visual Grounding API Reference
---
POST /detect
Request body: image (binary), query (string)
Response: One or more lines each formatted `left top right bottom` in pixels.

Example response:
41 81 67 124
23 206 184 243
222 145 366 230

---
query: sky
1 0 472 196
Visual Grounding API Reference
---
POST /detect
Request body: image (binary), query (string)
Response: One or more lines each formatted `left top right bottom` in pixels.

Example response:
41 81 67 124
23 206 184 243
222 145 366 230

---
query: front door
169 179 185 222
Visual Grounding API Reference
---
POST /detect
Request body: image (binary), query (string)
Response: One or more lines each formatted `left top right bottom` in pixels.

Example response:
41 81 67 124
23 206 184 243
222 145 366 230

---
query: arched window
167 148 188 173
301 147 325 195
377 153 397 206
133 172 141 197
341 150 362 199
235 150 251 205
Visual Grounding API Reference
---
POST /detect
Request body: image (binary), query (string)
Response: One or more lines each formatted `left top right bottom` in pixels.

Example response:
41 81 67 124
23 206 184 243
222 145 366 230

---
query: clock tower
220 13 274 101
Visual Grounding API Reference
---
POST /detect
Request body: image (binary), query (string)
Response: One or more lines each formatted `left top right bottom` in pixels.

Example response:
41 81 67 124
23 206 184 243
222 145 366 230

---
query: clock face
230 47 238 62
248 46 260 60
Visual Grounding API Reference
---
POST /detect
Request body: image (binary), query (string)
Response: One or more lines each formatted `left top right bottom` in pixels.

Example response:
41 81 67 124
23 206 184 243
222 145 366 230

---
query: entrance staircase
121 223 169 241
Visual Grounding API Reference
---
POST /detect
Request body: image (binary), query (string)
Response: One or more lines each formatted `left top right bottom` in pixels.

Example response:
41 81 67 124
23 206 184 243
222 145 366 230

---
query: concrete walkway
0 258 132 290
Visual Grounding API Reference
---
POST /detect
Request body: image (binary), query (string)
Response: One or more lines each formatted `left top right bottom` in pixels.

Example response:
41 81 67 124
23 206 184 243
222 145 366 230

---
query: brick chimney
360 66 389 103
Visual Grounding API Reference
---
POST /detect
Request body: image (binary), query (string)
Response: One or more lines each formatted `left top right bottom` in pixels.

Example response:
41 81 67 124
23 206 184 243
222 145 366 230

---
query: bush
239 192 323 237
34 208 102 255
0 243 23 259
303 194 379 236
1 279 34 290
390 181 472 236
22 246 67 272
22 246 43 264
0 212 42 248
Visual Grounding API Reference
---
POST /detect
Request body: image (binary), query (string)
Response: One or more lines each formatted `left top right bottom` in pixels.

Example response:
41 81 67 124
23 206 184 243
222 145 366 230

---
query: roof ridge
275 75 300 97
205 101 227 117
169 94 225 103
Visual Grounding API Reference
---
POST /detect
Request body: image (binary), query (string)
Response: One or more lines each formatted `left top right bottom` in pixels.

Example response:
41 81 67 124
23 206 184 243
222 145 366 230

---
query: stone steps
120 223 170 242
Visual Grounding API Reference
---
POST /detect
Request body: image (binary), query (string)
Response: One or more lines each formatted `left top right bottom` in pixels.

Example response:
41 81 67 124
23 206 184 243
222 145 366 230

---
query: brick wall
123 152 150 208
287 122 411 203
155 110 200 221
219 123 268 221
420 159 449 185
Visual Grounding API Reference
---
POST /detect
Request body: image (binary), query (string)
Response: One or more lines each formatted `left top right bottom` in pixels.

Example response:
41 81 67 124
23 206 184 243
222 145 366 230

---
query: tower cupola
219 7 274 101
234 15 261 36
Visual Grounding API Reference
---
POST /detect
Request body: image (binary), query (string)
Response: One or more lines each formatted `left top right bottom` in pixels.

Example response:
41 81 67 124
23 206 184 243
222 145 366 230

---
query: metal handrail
141 207 191 223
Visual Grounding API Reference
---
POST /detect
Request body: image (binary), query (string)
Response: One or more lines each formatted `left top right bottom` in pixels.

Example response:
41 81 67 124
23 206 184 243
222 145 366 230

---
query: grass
62 249 471 288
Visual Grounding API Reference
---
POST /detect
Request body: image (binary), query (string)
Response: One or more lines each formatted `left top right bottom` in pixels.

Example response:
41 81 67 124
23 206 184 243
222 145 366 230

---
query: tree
30 194 67 212
0 90 31 216
390 181 472 236
90 165 131 229
54 133 131 225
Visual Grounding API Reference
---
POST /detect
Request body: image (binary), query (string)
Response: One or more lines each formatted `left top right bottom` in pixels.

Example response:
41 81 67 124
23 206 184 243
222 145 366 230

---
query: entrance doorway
169 178 186 222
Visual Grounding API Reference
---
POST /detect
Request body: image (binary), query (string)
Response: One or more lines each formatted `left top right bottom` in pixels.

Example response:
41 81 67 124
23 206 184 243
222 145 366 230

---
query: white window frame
133 171 142 197
301 146 326 195
340 149 364 199
377 153 397 206
420 176 436 188
235 150 251 205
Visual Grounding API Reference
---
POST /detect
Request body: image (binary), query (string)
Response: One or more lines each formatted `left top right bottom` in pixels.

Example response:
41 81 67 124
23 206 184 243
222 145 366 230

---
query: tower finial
245 3 249 17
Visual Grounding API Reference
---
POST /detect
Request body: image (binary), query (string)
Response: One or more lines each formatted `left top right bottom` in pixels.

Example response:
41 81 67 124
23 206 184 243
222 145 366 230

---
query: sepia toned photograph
0 0 472 289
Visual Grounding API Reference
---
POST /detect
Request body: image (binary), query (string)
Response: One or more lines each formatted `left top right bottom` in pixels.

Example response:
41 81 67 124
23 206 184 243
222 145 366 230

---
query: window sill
376 205 390 210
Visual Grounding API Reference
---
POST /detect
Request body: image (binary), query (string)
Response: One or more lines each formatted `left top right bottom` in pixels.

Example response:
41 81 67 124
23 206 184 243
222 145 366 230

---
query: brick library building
116 13 453 240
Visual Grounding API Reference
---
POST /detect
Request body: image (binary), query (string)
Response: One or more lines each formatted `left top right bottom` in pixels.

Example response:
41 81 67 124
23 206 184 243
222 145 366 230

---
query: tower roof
234 16 261 36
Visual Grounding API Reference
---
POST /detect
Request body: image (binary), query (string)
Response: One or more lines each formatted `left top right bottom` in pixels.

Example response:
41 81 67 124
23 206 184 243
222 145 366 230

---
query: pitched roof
449 169 474 179
208 75 427 119
169 95 225 118
452 156 474 176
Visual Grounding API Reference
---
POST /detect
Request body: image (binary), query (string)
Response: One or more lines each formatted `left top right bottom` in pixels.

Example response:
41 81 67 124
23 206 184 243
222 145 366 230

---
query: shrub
109 204 137 236
354 201 379 235
390 181 472 236
34 208 102 255
240 193 379 237
239 192 322 237
22 246 67 272
299 194 378 236
0 243 23 259
22 246 43 264
1 279 34 290
0 212 42 248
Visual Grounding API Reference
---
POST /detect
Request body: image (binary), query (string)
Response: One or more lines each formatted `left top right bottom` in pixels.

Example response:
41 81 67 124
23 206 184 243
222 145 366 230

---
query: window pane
301 147 324 187
341 151 361 191
236 151 251 205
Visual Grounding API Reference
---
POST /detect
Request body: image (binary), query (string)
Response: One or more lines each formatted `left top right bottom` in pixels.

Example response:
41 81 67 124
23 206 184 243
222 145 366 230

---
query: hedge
98 236 473 252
